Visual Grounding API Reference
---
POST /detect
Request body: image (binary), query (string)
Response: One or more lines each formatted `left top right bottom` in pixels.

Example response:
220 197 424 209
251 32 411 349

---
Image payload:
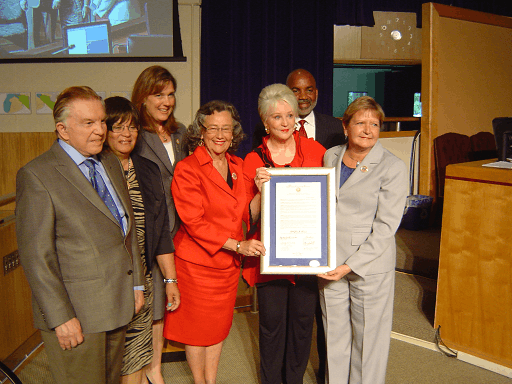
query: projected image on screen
65 22 110 55
0 0 180 60
413 92 422 117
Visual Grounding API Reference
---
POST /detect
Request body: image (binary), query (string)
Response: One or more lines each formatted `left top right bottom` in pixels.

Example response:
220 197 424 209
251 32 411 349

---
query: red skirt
163 255 240 346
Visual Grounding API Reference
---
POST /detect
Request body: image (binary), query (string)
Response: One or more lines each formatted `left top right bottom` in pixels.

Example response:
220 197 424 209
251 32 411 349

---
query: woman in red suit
243 84 326 384
164 100 265 384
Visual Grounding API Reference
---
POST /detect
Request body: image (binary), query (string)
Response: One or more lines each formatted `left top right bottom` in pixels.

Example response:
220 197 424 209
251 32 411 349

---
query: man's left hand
134 290 144 314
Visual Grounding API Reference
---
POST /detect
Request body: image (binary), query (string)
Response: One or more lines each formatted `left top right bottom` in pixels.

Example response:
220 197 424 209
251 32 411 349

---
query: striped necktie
298 119 308 138
83 158 124 230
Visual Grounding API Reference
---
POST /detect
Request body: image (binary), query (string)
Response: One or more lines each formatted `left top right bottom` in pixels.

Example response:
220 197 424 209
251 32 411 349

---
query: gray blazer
323 141 408 277
16 141 144 334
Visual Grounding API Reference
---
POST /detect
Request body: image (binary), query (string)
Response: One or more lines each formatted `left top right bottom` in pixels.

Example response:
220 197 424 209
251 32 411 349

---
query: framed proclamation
260 167 336 274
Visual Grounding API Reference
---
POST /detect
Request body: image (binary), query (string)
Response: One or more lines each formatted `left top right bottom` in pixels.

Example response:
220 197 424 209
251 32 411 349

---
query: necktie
83 159 124 230
298 119 308 138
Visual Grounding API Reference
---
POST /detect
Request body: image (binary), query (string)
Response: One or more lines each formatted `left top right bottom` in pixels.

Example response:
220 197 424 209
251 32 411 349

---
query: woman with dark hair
131 66 188 384
242 83 326 384
104 96 180 384
164 100 265 384
320 96 408 384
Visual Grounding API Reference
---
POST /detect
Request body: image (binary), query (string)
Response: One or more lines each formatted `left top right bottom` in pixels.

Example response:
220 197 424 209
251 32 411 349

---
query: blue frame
268 175 329 267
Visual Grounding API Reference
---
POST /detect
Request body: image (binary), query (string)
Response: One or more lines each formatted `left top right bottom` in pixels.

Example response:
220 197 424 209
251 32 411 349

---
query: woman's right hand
239 239 266 257
254 167 271 192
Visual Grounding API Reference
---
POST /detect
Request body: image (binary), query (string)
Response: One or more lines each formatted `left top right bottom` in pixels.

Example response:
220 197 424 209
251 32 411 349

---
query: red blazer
171 146 249 269
242 132 326 286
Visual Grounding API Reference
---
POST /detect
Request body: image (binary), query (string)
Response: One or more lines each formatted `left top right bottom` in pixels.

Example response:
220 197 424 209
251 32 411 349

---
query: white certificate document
275 182 322 259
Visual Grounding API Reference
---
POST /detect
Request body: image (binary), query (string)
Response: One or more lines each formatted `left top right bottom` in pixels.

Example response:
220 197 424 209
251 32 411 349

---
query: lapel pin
176 138 180 145
360 165 368 173
232 172 237 180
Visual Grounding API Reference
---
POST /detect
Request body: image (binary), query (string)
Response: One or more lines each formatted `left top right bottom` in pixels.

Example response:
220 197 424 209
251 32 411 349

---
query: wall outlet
3 250 20 275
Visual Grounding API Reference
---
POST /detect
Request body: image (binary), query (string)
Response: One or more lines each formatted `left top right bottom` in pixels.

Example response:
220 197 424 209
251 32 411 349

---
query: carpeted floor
395 227 441 280
16 271 512 384
14 227 512 383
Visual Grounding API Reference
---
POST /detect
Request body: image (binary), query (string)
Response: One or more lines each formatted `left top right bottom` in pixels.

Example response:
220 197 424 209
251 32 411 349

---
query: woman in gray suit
319 96 408 384
131 65 187 384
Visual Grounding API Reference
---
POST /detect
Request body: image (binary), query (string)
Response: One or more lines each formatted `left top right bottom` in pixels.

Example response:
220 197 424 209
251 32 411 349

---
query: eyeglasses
199 121 234 135
206 127 234 134
111 124 140 133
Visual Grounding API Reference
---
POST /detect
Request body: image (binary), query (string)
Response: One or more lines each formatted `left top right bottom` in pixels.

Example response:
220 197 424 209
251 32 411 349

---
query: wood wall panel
0 221 37 361
435 161 512 368
0 132 55 210
420 3 512 197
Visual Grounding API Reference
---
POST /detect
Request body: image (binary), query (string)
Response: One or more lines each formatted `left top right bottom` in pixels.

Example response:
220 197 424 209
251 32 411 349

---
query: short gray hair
258 83 298 123
186 100 245 153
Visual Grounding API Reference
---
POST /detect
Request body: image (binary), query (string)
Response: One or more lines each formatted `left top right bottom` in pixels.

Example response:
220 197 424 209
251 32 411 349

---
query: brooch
360 166 368 173
232 172 237 180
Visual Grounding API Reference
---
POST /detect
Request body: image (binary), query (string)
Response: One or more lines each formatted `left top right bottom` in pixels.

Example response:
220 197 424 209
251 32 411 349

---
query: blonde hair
342 96 385 127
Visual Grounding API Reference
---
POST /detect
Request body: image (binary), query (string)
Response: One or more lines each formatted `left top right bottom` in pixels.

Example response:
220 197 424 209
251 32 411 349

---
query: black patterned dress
121 159 154 375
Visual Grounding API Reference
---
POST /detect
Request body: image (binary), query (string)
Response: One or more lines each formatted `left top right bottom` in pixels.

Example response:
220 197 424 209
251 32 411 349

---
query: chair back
469 131 497 160
433 132 471 199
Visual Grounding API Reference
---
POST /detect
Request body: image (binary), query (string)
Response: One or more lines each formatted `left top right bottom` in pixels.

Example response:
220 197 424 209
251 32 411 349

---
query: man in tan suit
16 86 144 384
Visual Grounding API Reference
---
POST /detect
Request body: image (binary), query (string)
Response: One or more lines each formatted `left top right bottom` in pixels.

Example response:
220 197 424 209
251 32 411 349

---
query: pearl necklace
346 152 362 167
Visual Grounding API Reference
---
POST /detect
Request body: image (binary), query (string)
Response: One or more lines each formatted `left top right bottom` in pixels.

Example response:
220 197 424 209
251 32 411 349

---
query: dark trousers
257 276 318 384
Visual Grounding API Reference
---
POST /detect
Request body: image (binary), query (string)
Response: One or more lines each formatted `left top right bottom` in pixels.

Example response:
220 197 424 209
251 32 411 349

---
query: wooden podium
435 160 512 368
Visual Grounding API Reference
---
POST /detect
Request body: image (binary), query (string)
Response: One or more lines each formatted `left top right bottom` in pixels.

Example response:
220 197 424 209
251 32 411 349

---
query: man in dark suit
16 86 144 384
252 68 346 150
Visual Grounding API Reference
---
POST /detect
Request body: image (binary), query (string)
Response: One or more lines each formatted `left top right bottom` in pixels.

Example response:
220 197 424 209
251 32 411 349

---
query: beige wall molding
334 11 421 62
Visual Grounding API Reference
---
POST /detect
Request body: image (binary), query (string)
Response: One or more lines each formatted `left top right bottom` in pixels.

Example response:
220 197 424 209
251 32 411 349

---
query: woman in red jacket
243 84 326 384
164 100 265 384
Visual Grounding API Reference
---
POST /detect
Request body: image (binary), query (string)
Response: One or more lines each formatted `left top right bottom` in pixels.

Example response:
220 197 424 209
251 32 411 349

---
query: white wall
379 133 419 195
0 0 202 132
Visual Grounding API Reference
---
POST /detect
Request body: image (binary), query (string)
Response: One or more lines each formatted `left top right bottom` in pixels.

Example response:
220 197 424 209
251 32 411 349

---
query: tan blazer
16 141 144 334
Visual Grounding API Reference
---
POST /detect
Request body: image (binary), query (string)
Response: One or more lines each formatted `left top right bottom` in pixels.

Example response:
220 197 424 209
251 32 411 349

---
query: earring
265 128 269 134
199 138 204 146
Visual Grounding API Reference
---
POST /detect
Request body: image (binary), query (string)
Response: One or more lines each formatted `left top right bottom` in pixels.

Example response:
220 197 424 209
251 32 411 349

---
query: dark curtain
201 0 336 158
201 0 512 157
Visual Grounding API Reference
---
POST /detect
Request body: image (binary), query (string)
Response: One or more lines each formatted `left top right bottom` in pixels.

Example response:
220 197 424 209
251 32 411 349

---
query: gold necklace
157 131 169 142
